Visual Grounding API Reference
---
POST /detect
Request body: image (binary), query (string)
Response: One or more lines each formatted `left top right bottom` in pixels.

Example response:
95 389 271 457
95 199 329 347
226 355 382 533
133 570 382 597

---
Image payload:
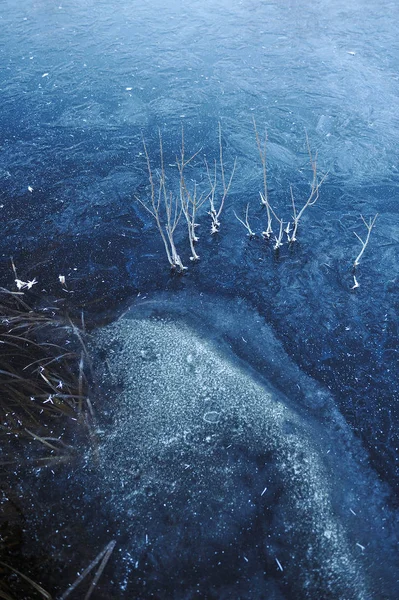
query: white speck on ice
42 73 49 78
356 542 365 551
275 557 284 571
125 87 132 91
28 186 34 192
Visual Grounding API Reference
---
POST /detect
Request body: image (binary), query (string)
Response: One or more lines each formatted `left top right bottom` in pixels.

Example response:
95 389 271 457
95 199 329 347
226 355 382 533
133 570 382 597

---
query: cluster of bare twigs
136 123 236 271
136 134 186 271
239 118 328 249
243 120 379 288
177 128 210 262
137 120 380 286
137 119 330 271
206 124 236 236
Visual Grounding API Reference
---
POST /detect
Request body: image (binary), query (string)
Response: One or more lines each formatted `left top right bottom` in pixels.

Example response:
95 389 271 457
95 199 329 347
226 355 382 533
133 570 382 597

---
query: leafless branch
207 123 236 234
60 541 116 600
288 132 328 242
353 214 378 267
253 117 273 237
177 127 209 261
136 131 186 271
234 203 256 238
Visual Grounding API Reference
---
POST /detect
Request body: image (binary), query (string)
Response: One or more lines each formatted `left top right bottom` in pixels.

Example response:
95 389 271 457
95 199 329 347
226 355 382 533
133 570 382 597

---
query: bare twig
261 202 284 249
207 123 236 234
234 204 256 238
136 131 186 271
0 561 52 599
353 214 378 267
59 541 116 600
253 117 273 237
284 220 292 240
24 429 72 452
272 215 284 250
288 132 327 243
176 127 209 261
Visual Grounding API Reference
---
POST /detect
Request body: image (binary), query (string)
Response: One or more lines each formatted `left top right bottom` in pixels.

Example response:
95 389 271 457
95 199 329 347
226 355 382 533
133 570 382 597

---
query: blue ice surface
0 0 398 596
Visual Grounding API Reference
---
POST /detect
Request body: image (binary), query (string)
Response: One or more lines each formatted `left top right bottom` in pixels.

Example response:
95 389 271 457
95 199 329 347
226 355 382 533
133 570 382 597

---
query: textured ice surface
89 295 398 599
1 0 398 596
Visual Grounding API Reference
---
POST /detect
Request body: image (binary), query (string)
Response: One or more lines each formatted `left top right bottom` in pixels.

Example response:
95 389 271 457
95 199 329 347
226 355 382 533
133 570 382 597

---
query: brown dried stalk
206 123 236 234
176 127 210 261
253 117 273 238
288 132 328 243
136 131 186 271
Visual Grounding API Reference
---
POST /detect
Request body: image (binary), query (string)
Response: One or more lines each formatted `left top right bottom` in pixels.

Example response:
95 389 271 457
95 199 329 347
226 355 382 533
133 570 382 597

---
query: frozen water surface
1 0 398 597
86 295 398 598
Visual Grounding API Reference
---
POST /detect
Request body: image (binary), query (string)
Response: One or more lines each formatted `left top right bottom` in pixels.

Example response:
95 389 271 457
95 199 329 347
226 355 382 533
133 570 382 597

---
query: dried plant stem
253 117 273 237
136 131 185 271
353 214 378 267
272 212 284 250
207 123 236 234
83 541 116 600
234 204 255 237
24 429 71 452
60 541 116 600
176 127 209 261
0 561 52 599
288 132 327 243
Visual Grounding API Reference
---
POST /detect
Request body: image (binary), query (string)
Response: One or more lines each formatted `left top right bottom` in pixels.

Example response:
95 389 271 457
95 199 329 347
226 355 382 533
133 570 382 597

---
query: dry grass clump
0 286 92 465
0 283 100 599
